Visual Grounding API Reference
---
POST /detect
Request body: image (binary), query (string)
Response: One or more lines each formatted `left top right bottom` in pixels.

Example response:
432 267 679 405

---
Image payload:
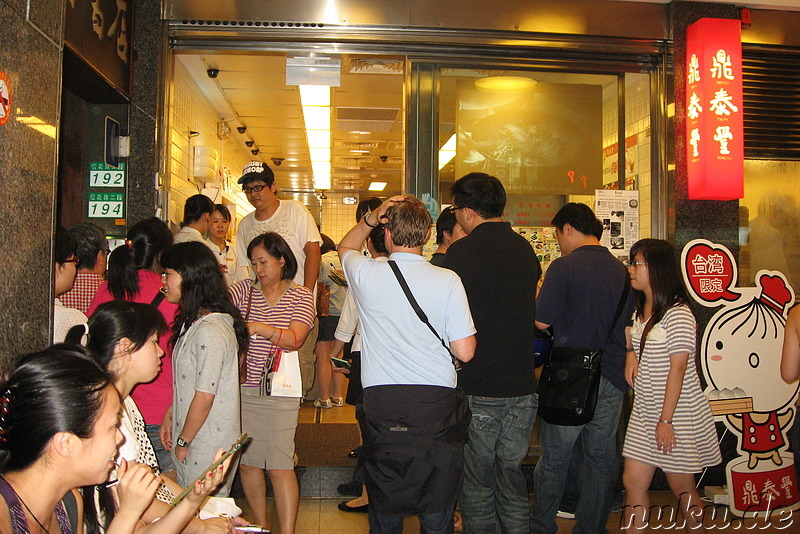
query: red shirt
89 270 178 425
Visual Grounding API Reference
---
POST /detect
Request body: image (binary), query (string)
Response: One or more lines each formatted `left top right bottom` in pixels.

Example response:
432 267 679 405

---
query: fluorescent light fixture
474 76 537 92
299 85 331 106
302 106 331 130
343 196 358 205
306 129 331 148
312 161 331 174
368 182 387 191
309 147 330 162
350 149 370 154
314 172 331 190
438 134 457 170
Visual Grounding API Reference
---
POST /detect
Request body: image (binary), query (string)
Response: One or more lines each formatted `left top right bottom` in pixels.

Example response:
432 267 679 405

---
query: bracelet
363 211 378 228
626 346 635 352
268 328 277 341
276 328 283 346
658 418 673 425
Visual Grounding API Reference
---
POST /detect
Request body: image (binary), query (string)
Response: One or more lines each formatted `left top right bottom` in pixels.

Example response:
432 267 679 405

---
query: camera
207 68 219 78
251 149 260 155
271 157 285 166
237 126 247 134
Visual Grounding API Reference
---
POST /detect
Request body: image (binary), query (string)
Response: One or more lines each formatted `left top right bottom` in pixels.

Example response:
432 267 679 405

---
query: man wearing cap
236 160 323 398
236 160 322 291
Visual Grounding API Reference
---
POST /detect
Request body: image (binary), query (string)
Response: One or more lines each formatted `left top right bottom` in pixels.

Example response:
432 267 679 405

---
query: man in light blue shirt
338 195 476 533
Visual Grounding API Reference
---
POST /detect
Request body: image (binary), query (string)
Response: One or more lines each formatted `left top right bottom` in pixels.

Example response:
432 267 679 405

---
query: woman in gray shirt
159 241 250 496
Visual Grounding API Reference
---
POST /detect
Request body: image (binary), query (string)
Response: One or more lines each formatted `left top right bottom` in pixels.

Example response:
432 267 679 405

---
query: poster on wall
595 189 639 260
682 239 800 517
454 80 602 195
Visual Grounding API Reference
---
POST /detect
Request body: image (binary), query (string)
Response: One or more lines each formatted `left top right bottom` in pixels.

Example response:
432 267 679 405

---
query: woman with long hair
228 232 315 534
73 301 236 534
88 217 178 476
622 239 721 533
0 346 161 534
159 242 248 496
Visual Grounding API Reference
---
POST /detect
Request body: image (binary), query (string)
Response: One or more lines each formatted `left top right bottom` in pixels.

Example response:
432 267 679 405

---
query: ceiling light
309 147 329 162
302 106 331 130
368 182 387 191
306 129 331 148
474 76 537 92
312 161 331 175
438 134 457 170
343 196 358 205
299 85 331 107
314 172 331 190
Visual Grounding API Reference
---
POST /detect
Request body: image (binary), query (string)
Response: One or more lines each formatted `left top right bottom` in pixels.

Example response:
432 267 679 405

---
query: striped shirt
623 304 721 473
229 280 315 387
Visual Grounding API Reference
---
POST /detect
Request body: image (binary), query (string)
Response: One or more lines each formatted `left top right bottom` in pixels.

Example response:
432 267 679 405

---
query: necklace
1 476 52 534
262 281 289 307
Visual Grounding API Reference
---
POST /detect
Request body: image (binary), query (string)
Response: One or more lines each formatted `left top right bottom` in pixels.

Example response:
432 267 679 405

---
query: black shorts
317 315 340 341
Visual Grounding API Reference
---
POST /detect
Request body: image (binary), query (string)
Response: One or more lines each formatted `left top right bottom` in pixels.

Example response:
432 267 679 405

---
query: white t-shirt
236 200 322 287
53 298 88 343
174 226 206 244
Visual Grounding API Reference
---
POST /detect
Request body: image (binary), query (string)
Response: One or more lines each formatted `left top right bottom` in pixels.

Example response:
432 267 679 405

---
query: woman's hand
116 459 160 519
199 517 235 534
175 442 189 464
625 351 639 387
246 321 270 338
160 407 173 451
185 449 233 506
655 421 676 454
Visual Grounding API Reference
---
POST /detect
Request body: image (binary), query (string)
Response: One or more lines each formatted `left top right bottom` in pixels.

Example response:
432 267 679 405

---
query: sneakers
313 398 332 408
556 510 576 520
331 396 344 407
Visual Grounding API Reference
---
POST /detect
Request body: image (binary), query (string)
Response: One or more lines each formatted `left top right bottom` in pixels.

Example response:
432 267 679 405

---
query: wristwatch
363 211 378 228
176 437 190 447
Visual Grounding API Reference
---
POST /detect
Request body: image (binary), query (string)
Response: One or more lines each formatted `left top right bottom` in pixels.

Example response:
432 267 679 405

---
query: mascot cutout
682 239 799 517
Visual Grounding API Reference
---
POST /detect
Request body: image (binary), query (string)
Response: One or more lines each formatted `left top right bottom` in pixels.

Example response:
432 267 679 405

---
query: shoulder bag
388 260 462 371
536 279 630 426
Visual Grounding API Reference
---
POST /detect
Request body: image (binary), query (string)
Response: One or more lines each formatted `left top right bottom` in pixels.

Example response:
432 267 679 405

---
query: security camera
379 155 388 163
271 157 285 166
245 140 254 147
251 149 259 155
207 68 219 78
237 126 247 134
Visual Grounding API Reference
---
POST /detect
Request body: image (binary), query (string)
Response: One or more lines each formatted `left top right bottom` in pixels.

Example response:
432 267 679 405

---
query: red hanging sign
685 18 744 201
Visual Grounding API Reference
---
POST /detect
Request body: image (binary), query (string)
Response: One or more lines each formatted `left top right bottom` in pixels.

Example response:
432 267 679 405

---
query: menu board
515 226 561 277
595 189 640 261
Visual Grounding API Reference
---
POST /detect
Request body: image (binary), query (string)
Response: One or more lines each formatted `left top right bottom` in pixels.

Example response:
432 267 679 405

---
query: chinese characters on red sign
685 18 744 201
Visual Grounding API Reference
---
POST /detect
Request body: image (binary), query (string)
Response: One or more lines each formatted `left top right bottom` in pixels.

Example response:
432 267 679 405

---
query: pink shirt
88 270 178 424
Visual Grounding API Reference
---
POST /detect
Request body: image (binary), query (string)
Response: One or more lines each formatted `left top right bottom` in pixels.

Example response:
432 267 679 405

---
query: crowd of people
10 160 795 534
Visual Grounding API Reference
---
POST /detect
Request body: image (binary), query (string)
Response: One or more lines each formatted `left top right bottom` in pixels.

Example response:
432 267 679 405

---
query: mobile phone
331 357 352 370
169 433 249 507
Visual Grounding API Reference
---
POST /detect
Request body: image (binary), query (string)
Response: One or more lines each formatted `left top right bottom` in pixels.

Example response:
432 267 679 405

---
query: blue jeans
146 423 175 473
369 505 455 534
461 393 537 534
531 377 624 534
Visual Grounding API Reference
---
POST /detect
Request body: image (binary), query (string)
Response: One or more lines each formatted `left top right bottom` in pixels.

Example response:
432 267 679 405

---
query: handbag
239 285 255 384
260 348 303 398
388 260 462 371
536 279 630 426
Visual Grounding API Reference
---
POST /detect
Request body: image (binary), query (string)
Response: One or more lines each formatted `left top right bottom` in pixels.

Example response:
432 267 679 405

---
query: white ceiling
180 53 405 203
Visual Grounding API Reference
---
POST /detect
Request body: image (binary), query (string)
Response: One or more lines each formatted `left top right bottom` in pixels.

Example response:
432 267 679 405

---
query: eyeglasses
624 260 647 268
63 258 80 267
451 205 467 211
242 184 267 194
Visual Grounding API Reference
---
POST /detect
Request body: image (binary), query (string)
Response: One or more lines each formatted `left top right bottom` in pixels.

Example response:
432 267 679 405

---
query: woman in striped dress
622 239 721 533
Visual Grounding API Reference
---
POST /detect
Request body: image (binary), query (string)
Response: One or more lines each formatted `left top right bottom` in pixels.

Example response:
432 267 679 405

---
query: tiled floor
244 494 794 533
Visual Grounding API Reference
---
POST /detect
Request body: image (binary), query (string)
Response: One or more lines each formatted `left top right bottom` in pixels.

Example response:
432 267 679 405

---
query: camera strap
388 260 462 371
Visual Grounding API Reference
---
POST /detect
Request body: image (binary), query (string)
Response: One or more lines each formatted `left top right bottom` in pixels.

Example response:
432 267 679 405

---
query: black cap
238 160 275 185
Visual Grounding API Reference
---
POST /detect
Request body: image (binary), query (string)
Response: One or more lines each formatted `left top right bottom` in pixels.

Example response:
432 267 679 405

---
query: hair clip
125 239 133 249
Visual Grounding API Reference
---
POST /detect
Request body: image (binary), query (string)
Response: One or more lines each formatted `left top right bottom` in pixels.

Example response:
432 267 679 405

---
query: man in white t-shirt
235 160 322 291
236 160 323 397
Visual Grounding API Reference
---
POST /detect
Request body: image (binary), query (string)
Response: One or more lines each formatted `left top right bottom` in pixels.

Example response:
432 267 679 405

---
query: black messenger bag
537 281 629 426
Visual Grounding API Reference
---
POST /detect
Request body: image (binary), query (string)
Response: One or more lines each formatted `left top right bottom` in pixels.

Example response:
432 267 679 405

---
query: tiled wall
320 193 362 244
167 60 253 236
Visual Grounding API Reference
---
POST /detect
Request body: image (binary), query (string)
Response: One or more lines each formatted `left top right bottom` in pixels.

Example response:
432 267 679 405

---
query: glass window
435 67 653 271
739 160 800 289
